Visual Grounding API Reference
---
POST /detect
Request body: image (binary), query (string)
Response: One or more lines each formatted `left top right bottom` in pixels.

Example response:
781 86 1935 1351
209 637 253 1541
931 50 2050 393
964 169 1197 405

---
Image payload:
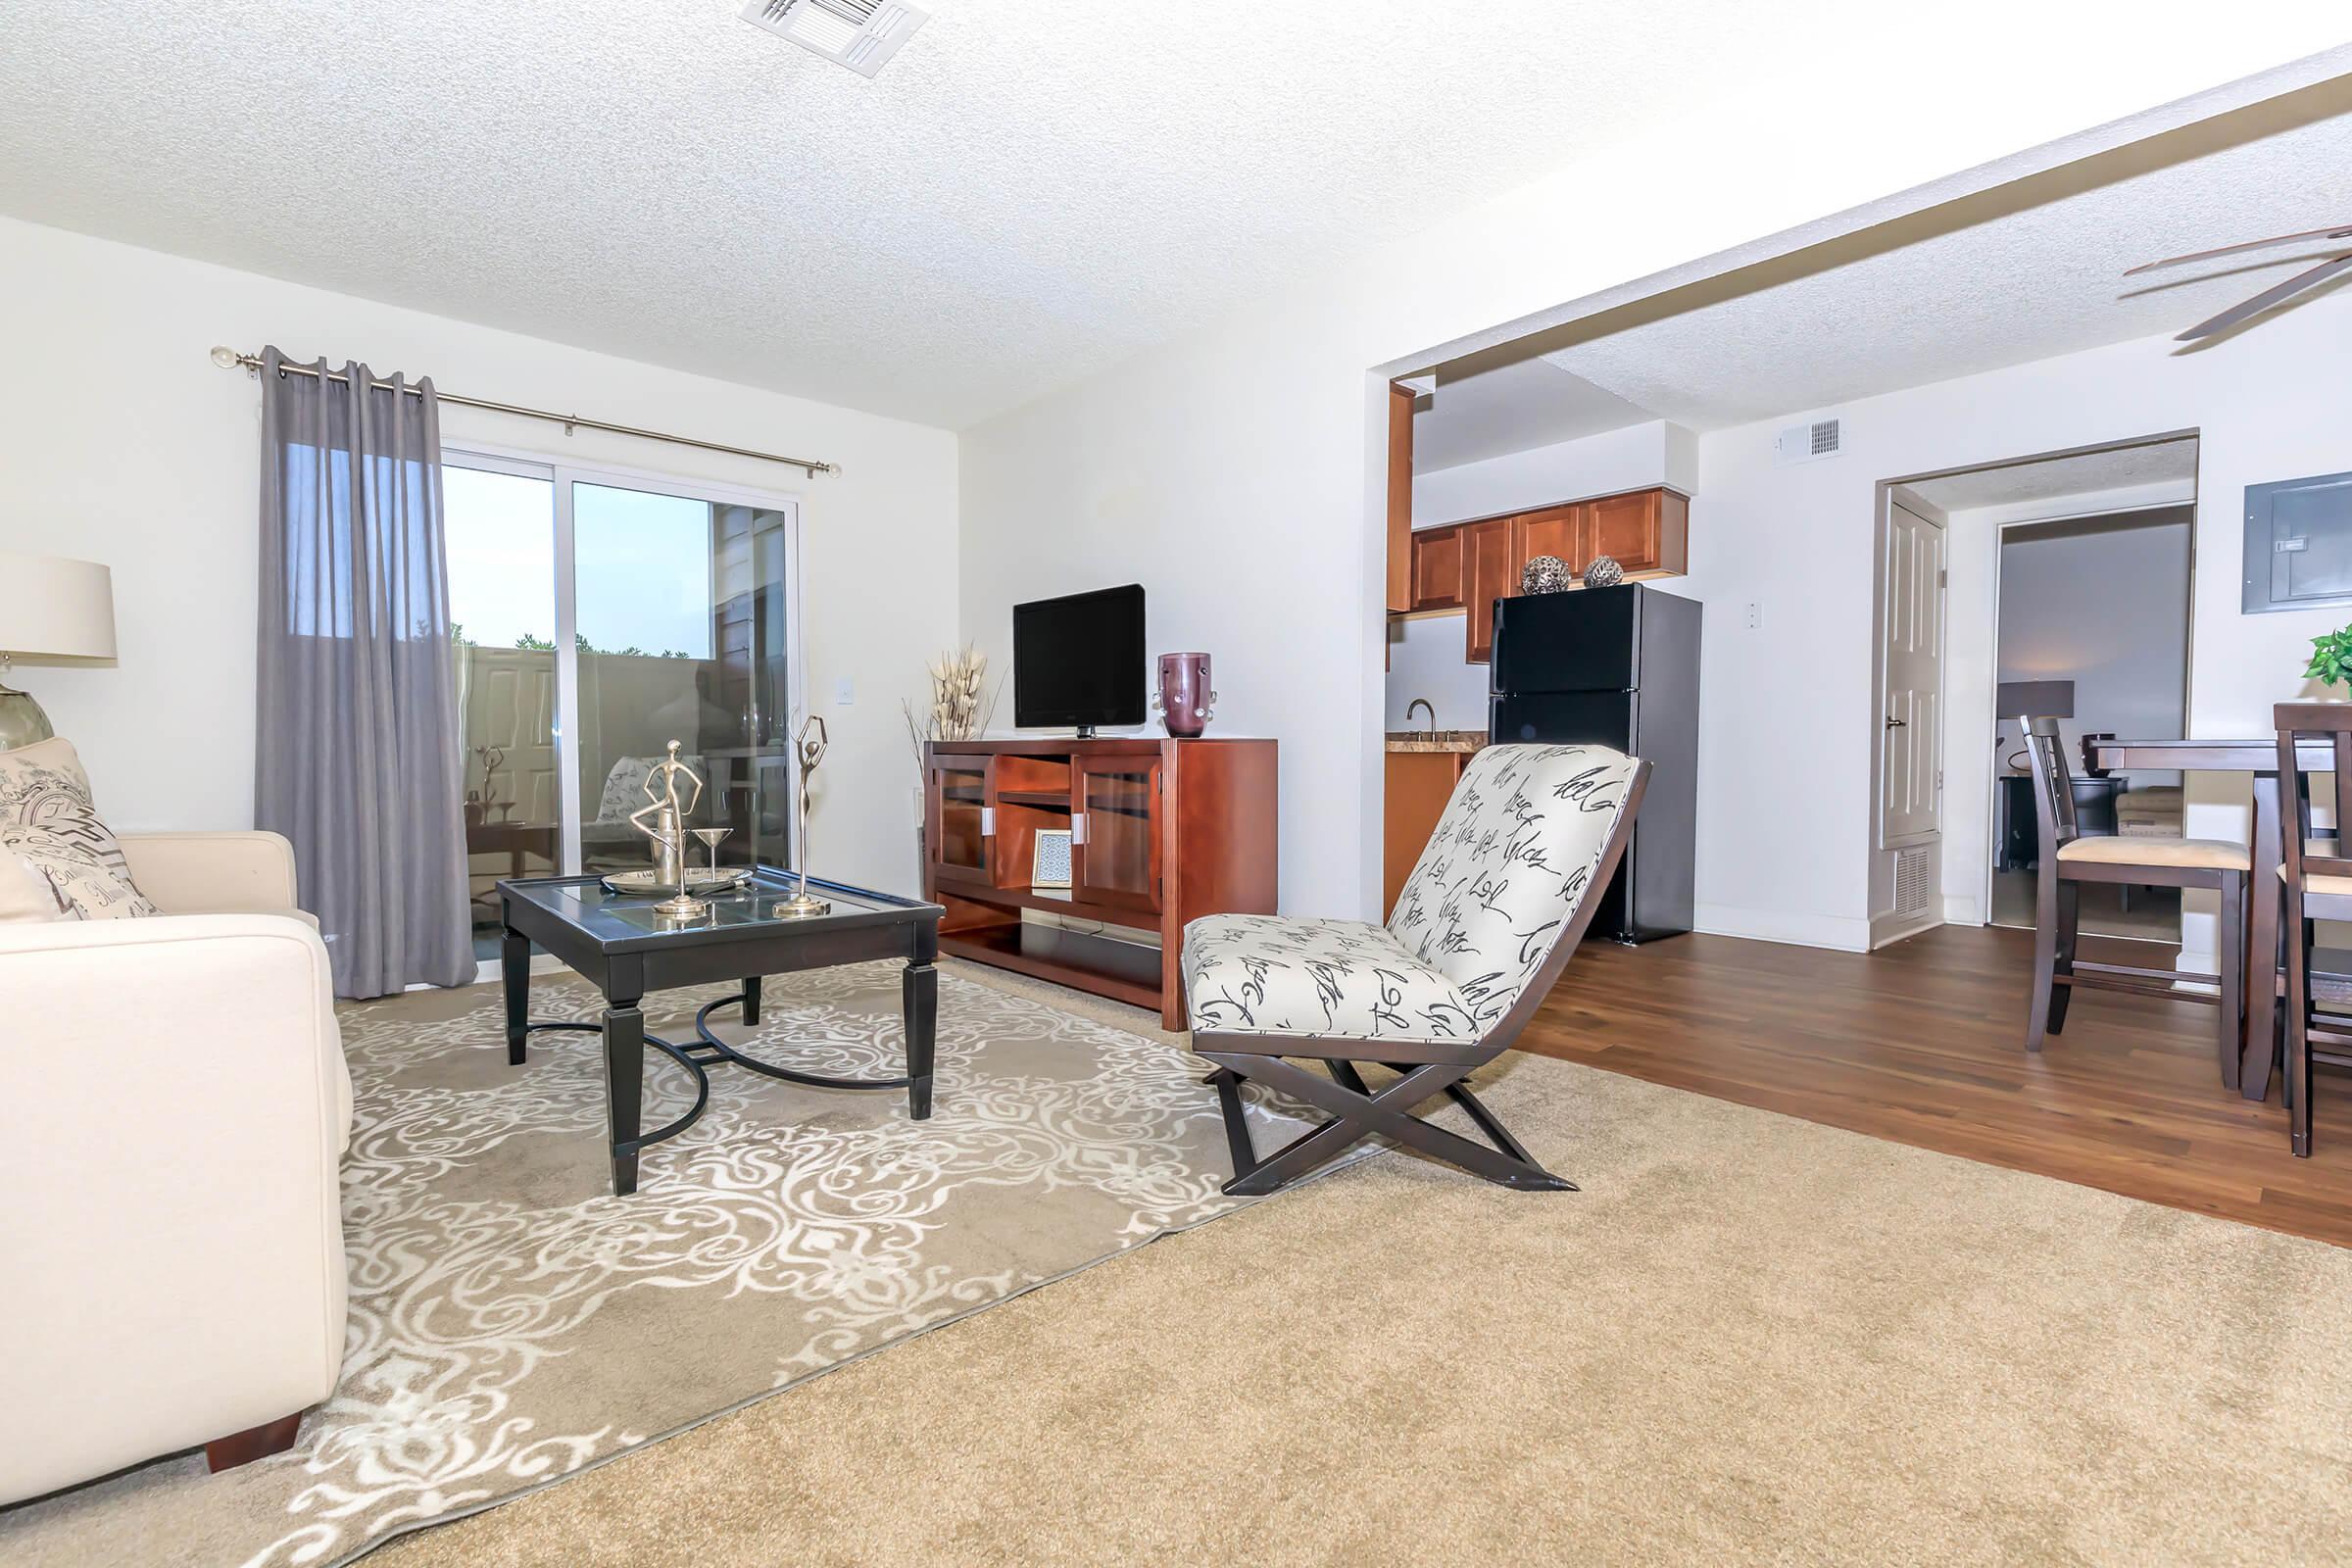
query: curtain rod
209 347 836 477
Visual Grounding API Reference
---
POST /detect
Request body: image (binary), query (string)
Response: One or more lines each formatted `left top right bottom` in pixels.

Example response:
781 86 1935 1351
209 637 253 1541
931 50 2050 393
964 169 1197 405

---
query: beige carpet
0 960 1340 1568
367 1026 2352 1566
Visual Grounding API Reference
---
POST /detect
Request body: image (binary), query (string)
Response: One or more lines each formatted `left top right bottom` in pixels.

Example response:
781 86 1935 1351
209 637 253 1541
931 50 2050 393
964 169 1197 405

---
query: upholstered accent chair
0 829 350 1503
1182 743 1648 1196
2019 715 2247 1079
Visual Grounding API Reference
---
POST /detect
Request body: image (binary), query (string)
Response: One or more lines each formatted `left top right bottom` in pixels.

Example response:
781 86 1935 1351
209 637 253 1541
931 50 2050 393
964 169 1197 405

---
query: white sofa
0 831 350 1504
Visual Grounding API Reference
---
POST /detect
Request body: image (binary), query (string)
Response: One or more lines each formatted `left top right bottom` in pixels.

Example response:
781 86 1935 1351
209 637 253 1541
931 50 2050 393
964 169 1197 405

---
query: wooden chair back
2018 715 2080 864
2275 703 2352 895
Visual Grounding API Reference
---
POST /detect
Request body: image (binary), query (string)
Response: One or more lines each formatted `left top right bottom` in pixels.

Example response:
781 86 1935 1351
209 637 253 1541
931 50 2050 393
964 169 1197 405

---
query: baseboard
1693 903 1874 954
1941 893 1984 926
1868 908 1945 949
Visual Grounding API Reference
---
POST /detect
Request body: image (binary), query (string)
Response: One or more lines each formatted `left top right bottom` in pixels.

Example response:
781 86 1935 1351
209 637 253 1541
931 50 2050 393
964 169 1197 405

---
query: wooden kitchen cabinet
1410 526 1464 610
1400 487 1690 646
1385 748 1473 915
1386 382 1414 613
1464 516 1518 663
1513 503 1584 572
1583 488 1688 576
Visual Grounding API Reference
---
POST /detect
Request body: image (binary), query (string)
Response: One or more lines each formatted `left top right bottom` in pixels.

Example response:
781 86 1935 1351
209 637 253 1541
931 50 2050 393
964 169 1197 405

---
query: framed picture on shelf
1032 828 1072 889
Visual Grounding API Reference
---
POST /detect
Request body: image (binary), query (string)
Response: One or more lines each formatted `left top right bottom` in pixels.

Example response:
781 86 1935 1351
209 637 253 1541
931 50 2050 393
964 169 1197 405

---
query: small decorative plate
600 867 749 897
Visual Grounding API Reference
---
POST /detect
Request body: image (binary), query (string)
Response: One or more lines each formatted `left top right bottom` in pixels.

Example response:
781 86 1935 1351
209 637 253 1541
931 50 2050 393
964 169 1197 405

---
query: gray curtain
256 347 472 999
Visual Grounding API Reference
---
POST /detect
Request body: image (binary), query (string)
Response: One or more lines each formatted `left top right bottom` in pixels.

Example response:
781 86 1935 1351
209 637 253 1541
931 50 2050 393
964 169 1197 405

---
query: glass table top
503 871 932 946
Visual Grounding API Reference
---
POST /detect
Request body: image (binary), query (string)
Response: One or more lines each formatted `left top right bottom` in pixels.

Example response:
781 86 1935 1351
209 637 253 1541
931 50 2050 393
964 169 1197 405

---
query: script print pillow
0 736 156 918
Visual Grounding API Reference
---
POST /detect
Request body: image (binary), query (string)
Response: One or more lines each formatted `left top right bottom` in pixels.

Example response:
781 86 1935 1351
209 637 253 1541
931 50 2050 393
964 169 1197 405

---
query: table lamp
0 551 116 751
1996 680 2076 722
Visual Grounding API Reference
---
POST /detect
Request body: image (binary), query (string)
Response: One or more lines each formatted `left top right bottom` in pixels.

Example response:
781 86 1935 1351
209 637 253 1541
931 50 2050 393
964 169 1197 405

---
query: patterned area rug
0 961 1329 1567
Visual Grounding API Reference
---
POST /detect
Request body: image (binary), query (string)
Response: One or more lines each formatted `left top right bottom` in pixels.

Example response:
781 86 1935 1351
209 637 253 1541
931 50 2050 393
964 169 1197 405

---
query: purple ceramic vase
1154 652 1215 737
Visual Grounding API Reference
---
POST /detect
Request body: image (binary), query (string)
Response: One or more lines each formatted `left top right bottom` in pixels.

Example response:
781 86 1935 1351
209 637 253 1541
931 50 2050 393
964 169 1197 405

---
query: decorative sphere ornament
1583 555 1626 589
1520 555 1572 595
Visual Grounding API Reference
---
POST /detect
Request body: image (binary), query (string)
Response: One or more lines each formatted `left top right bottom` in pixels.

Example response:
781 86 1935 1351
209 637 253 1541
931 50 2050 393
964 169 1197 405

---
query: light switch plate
835 677 856 706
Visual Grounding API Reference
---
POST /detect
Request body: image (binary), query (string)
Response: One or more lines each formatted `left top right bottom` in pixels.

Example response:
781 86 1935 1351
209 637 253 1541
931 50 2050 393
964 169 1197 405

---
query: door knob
1885 716 1908 728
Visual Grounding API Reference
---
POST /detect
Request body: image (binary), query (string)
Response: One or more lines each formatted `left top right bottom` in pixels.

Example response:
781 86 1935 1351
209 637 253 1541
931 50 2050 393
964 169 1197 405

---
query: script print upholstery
1185 745 1637 1041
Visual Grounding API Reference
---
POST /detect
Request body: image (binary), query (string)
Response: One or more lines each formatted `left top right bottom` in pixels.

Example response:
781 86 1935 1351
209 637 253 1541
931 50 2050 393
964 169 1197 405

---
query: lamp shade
1996 679 2074 719
0 551 115 661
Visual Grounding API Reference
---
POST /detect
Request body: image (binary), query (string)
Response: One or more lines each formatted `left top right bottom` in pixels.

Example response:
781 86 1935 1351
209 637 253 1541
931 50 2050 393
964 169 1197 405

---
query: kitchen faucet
1405 698 1436 737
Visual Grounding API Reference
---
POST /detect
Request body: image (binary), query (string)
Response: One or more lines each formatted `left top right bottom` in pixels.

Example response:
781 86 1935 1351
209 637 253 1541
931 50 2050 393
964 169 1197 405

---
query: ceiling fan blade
2125 221 2352 276
2176 251 2352 341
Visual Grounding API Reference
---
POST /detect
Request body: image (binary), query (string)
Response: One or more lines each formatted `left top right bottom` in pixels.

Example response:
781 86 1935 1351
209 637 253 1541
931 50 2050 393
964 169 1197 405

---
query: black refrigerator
1490 583 1700 944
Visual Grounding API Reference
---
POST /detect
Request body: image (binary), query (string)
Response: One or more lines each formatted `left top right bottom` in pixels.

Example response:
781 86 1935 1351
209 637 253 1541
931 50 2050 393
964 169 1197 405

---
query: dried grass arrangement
903 645 1002 775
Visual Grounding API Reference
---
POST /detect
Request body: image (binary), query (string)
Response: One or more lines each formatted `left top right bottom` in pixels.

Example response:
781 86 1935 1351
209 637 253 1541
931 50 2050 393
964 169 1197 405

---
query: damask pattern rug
0 961 1330 1568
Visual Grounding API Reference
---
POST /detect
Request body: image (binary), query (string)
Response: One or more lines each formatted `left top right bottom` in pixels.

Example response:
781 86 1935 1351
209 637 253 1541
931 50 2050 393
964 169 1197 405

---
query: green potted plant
2305 626 2352 692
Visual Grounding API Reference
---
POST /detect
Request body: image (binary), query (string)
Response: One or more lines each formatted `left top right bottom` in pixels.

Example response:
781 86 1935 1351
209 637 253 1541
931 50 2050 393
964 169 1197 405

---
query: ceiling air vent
739 0 929 77
1775 416 1842 466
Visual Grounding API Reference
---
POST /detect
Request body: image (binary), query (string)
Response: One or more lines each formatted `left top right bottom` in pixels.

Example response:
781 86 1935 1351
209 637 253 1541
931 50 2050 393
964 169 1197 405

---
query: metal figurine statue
628 740 710 919
776 714 831 918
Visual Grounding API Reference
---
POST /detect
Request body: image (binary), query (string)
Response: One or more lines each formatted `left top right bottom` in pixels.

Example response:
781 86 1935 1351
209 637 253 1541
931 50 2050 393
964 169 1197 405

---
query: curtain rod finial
210 345 242 368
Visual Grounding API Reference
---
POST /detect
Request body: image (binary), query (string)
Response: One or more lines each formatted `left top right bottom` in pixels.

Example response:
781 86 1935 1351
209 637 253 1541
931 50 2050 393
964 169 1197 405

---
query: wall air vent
1775 416 1843 466
739 0 929 77
1893 846 1930 915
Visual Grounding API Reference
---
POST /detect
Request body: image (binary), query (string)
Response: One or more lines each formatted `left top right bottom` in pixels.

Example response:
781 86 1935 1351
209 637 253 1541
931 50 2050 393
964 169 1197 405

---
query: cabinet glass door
1072 758 1159 911
934 758 992 884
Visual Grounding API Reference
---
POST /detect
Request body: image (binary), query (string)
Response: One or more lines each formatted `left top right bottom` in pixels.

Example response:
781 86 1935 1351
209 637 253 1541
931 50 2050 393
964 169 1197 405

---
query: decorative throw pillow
2 824 158 919
0 736 155 918
0 846 59 923
594 753 708 823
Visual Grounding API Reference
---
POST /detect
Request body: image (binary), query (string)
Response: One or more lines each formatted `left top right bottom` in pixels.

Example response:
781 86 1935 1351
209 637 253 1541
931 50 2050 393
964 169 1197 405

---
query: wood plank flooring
1521 922 2352 1248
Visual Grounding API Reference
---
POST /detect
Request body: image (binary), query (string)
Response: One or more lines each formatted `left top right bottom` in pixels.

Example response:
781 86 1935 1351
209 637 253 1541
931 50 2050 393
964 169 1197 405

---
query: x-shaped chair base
1199 1048 1575 1198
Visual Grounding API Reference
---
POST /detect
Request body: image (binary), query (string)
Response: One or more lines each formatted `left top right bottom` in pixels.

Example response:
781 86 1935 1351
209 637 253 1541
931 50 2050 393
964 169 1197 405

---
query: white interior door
1881 498 1945 848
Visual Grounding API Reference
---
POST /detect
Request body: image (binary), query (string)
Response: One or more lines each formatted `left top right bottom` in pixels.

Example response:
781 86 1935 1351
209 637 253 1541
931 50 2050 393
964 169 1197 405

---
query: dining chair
2019 716 2246 1080
2272 702 2352 1156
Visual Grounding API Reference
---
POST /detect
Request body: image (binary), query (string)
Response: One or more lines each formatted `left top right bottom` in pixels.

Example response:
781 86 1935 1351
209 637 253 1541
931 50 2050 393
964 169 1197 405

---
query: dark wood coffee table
498 869 945 1196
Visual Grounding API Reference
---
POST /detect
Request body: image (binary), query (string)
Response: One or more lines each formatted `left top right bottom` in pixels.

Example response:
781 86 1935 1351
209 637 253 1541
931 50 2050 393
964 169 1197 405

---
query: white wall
1994 510 2192 787
958 30 2350 921
1383 615 1490 732
1411 419 1697 528
1685 291 2352 960
0 216 958 898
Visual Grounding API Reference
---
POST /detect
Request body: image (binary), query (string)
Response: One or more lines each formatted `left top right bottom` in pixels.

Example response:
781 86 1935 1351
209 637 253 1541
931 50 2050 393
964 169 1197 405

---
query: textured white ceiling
1907 439 2199 512
1413 358 1657 473
1527 97 2352 431
0 0 1929 430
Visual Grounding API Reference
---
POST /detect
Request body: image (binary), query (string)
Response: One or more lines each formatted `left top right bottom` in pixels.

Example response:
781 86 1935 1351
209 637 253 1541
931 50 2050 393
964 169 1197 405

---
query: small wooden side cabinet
923 737 1278 1029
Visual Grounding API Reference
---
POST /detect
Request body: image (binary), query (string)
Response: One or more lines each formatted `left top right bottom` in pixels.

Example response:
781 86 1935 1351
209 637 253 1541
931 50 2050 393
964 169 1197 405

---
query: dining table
2090 736 2337 1102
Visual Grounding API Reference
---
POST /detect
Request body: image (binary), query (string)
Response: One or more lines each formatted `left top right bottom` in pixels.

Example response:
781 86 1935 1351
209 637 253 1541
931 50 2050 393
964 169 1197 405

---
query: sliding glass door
443 453 802 954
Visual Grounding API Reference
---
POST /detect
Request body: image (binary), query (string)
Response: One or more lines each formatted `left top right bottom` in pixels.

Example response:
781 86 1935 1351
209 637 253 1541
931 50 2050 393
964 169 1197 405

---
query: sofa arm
0 913 349 1504
118 830 299 916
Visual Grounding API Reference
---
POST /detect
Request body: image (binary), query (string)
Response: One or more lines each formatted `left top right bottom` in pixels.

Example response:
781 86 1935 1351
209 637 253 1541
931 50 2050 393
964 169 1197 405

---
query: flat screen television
1012 584 1146 735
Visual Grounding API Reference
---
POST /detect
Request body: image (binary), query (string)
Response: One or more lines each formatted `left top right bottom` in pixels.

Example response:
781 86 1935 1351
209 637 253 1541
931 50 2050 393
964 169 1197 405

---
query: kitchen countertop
1386 730 1487 754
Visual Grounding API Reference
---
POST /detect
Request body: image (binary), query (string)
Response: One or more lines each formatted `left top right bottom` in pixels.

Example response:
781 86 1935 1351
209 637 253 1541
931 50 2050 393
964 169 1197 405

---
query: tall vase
1155 652 1214 738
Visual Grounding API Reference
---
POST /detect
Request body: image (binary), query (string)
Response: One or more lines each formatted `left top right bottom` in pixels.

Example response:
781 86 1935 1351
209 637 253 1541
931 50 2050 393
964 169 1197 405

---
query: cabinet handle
1072 814 1087 847
980 807 995 836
